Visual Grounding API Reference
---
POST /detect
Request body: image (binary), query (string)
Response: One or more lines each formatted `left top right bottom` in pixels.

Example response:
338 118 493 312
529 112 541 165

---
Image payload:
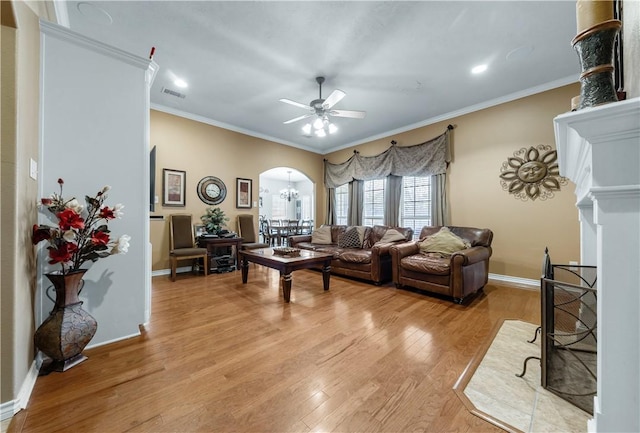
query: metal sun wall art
499 145 568 201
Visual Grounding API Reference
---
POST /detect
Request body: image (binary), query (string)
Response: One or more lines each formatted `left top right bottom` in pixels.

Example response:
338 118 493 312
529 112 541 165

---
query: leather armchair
390 226 493 303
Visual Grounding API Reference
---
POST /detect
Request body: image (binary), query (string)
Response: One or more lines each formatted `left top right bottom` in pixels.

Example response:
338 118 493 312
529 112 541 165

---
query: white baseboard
0 359 40 421
85 330 141 350
151 266 191 277
153 268 539 290
489 273 539 289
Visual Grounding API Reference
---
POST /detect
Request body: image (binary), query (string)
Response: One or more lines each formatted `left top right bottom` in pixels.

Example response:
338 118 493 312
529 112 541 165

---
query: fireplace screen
541 262 597 414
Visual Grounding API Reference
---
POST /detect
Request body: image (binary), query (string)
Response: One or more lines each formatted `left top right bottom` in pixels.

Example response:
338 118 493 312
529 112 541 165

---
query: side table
197 237 244 272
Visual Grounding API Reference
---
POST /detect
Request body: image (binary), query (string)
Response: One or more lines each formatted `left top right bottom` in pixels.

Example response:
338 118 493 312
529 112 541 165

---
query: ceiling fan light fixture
280 77 365 137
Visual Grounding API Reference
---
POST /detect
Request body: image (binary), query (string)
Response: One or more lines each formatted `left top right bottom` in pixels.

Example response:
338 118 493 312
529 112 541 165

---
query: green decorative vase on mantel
34 269 98 374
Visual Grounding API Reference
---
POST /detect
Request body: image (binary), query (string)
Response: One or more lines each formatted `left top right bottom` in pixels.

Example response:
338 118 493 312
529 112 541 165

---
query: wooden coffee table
238 248 333 302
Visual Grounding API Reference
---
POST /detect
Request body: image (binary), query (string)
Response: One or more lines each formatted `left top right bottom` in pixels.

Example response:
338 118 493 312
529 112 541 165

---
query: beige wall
1 0 41 407
149 111 325 271
326 84 582 280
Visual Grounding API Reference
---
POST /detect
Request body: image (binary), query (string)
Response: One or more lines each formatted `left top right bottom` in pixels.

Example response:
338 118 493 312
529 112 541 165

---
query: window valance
324 129 451 188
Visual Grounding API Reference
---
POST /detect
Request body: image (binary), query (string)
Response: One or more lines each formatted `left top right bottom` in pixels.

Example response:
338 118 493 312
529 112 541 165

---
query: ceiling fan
280 77 366 137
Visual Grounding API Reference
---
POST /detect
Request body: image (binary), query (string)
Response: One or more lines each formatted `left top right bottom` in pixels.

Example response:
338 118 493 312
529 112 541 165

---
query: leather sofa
288 225 414 284
390 226 493 303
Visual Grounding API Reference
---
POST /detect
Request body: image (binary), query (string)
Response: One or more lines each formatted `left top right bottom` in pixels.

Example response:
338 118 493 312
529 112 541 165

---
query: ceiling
60 1 579 155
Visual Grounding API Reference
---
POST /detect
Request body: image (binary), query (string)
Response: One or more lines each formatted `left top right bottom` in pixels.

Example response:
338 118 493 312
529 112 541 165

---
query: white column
40 21 156 346
592 188 640 432
577 203 597 266
555 97 640 433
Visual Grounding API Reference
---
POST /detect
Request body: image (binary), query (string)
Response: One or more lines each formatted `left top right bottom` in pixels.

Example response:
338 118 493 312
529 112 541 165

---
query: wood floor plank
10 268 539 432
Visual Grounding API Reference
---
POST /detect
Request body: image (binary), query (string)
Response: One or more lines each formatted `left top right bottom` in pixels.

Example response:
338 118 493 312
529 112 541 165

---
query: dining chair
269 219 284 246
169 214 209 282
237 214 269 250
300 219 313 235
285 219 300 244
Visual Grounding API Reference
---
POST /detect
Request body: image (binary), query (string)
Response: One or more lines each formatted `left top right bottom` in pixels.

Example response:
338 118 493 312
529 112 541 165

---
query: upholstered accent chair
237 214 269 250
169 214 209 282
390 226 493 303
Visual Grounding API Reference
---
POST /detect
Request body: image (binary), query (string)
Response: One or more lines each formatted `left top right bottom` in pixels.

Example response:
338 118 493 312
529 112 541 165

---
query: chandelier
280 171 299 202
302 115 337 138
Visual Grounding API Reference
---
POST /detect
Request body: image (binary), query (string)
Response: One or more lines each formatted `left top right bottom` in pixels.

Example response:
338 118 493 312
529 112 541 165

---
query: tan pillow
311 225 332 244
375 228 406 245
419 227 469 256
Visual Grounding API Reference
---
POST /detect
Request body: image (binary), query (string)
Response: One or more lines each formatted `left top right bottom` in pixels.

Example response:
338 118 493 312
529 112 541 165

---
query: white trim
85 332 141 350
151 75 578 156
489 273 539 289
0 401 14 422
149 104 319 154
324 75 578 154
151 266 193 277
151 267 539 290
39 20 152 71
52 0 70 27
0 360 40 421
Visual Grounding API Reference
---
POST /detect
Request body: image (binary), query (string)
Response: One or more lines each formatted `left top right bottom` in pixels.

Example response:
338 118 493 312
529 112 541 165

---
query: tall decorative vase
34 269 98 373
572 19 622 109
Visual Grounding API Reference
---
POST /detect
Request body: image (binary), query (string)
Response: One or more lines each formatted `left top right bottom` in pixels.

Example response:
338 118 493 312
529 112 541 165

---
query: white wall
39 22 153 346
258 176 314 220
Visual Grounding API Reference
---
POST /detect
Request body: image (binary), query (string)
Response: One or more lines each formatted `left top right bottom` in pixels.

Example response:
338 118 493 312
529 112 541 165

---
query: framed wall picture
236 178 252 209
163 168 186 206
194 224 206 239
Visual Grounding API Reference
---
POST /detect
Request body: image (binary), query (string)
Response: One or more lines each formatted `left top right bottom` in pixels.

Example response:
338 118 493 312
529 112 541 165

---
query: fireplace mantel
554 97 640 433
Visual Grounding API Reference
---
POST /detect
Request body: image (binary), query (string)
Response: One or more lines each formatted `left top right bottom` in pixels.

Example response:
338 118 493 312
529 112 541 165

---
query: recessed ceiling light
174 78 188 88
77 2 113 25
506 45 535 62
471 64 488 74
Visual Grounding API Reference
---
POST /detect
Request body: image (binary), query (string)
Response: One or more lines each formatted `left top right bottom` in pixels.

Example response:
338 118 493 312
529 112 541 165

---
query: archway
259 167 314 243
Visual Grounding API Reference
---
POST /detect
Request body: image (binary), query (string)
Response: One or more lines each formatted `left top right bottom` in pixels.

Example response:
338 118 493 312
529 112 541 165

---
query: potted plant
201 206 229 235
32 178 130 372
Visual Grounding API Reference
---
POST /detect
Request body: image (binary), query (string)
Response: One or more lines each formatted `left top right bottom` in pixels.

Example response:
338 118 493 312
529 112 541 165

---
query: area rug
453 320 591 433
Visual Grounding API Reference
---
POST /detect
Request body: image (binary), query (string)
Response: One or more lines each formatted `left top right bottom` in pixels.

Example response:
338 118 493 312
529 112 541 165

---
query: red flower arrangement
32 178 130 274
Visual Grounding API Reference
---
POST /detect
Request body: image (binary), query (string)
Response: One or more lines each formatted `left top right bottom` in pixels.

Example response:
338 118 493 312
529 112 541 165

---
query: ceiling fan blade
322 89 346 109
329 109 366 119
283 113 313 124
279 98 312 110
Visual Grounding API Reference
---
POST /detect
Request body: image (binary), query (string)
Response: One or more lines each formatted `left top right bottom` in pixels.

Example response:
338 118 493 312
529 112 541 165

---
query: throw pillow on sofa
419 227 470 257
338 226 362 248
311 225 332 244
375 228 407 245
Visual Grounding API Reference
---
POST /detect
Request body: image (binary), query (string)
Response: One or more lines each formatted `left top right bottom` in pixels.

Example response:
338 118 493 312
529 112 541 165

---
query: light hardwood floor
9 267 540 433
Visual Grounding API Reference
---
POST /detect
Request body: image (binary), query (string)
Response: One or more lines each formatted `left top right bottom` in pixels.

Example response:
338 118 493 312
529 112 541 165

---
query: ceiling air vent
161 87 186 99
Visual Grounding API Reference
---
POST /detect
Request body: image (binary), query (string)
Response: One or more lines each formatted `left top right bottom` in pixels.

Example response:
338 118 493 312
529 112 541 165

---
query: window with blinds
401 176 431 239
363 179 385 227
301 195 312 220
271 196 287 220
335 184 348 225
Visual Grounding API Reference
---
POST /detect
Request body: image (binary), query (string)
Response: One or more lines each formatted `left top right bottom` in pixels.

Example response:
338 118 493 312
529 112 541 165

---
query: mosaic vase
34 269 97 373
572 19 622 110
